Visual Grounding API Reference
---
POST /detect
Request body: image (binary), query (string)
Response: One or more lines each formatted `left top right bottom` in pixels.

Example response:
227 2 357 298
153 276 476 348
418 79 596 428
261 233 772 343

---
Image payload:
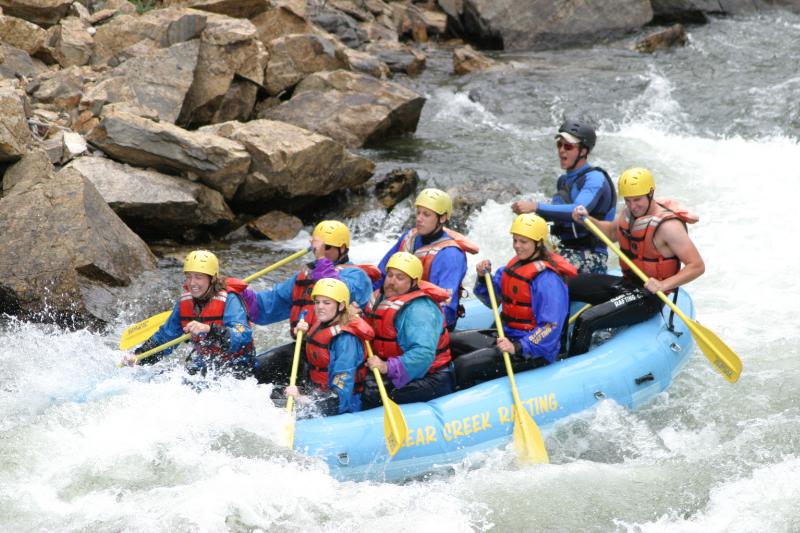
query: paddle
581 217 742 383
366 341 408 457
119 247 310 351
285 311 307 449
484 272 549 464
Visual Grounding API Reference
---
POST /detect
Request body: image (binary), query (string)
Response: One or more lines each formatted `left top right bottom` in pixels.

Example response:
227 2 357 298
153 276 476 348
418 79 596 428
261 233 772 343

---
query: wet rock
82 40 200 124
310 8 365 49
0 0 73 27
338 46 390 79
86 110 251 200
0 166 157 327
0 14 47 55
359 19 399 42
66 156 236 241
247 210 303 240
200 118 375 211
178 15 267 127
650 0 777 23
391 2 428 43
453 44 494 75
437 0 464 36
447 180 521 230
375 168 419 210
264 32 346 96
261 69 426 148
0 80 33 162
635 24 688 53
364 40 426 76
459 0 652 50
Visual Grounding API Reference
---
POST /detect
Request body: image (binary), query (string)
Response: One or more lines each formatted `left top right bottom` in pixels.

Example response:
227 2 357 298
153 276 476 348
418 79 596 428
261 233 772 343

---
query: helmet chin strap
566 146 588 171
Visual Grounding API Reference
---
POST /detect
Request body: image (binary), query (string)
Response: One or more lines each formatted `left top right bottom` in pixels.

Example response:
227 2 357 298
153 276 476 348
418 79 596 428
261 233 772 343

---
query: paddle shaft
285 324 305 448
483 272 549 463
582 217 741 382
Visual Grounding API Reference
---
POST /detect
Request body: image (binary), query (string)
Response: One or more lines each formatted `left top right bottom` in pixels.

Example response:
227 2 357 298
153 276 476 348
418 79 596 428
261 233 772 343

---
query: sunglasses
556 139 578 151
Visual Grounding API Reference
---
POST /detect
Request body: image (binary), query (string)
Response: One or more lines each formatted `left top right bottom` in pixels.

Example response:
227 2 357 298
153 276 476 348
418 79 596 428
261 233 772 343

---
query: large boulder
251 2 313 43
178 14 267 127
200 118 375 211
363 40 426 76
0 80 33 163
0 0 73 27
161 0 271 19
261 69 426 148
264 32 346 96
82 40 201 124
460 0 653 50
453 44 495 75
86 110 251 200
49 16 94 67
66 156 236 241
0 167 157 327
0 14 47 55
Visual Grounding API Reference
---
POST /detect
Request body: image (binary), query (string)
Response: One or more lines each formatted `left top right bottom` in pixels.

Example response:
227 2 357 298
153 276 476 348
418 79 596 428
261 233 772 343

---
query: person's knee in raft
457 214 574 386
123 250 255 376
283 278 374 417
375 189 479 331
511 117 616 275
361 252 455 409
249 220 378 336
567 167 705 356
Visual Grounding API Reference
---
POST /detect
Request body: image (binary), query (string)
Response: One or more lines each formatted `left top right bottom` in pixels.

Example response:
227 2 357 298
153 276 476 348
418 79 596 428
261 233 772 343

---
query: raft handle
593 391 606 400
670 342 681 352
635 373 655 385
337 452 350 466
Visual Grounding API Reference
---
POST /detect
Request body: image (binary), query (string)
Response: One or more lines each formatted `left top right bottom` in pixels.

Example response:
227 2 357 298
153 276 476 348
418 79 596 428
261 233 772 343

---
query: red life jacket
305 316 374 392
178 285 254 359
363 281 452 374
289 263 381 333
500 254 577 331
399 227 480 280
618 199 698 287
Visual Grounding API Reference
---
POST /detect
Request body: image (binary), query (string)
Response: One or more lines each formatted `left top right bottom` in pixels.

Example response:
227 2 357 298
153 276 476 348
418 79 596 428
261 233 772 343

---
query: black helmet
557 118 596 152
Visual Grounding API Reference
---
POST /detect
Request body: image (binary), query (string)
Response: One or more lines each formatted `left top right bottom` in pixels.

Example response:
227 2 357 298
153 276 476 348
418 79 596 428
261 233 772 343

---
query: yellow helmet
386 251 423 281
510 214 548 242
618 167 655 198
183 250 219 277
415 188 452 217
312 220 350 248
311 278 350 305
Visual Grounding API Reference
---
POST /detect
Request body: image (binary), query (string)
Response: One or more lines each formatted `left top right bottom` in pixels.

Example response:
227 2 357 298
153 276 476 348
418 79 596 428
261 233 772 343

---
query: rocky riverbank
0 0 797 327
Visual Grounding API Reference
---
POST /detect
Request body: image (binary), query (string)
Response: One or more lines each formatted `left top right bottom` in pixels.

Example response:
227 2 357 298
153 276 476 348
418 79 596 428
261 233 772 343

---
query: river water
2 12 800 533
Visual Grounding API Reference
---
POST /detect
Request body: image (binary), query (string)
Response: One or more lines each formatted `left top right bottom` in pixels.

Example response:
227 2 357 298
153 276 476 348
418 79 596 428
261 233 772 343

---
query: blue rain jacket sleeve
146 300 184 356
536 165 613 223
221 293 253 354
473 267 504 309
326 333 365 414
338 266 373 310
474 267 568 363
252 273 297 325
390 297 442 387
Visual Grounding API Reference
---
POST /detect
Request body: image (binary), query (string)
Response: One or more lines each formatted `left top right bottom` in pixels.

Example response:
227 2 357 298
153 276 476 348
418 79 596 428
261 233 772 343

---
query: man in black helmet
512 118 616 274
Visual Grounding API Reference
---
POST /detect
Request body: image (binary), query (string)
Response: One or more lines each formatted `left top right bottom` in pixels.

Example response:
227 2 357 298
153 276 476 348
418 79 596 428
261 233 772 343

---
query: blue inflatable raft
292 288 696 481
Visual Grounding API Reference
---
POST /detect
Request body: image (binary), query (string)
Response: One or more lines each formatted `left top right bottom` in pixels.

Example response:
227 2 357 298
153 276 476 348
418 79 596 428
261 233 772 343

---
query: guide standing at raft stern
512 117 616 274
567 168 705 356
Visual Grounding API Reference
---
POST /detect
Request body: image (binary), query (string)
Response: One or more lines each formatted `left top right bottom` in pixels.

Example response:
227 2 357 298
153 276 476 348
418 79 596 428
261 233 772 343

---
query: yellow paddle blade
118 311 172 350
512 404 549 464
688 319 742 383
382 396 408 456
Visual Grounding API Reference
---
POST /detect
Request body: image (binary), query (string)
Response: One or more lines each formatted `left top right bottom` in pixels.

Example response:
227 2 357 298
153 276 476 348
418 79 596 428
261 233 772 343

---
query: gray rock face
0 167 157 327
86 110 251 200
82 40 201 124
66 156 236 241
0 80 33 162
0 0 73 27
262 69 426 148
265 32 346 96
651 0 774 22
201 118 375 210
461 0 653 50
161 0 272 19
